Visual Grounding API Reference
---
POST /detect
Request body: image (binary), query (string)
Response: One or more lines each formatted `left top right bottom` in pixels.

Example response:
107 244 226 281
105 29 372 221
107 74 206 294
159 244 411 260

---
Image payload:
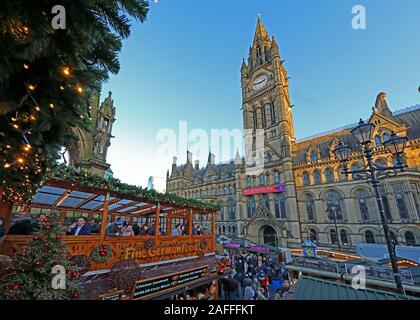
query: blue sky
101 0 420 187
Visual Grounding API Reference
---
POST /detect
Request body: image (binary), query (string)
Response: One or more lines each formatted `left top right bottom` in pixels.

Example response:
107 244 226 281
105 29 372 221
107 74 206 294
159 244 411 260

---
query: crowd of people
218 250 291 300
4 213 209 238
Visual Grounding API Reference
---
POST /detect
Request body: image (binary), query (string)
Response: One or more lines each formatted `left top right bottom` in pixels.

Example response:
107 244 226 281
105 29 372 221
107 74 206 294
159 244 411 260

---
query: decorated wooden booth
0 177 217 274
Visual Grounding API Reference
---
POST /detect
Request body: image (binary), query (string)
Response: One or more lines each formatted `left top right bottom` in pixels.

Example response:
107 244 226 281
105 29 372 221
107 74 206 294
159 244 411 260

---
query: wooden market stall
0 177 217 274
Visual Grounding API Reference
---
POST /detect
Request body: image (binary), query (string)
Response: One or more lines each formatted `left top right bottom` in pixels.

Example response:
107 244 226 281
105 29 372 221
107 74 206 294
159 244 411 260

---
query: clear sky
101 0 420 187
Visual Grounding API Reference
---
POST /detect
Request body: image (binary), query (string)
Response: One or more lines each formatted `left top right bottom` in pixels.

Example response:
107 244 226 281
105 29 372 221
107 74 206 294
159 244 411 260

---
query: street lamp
333 119 408 295
326 205 341 251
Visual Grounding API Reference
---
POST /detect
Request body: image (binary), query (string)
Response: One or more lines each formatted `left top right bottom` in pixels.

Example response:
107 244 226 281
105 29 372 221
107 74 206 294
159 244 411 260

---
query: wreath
200 239 208 249
91 244 113 264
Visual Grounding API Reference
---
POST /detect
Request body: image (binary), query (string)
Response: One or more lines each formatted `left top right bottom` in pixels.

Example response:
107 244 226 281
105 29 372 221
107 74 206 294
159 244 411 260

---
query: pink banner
241 184 285 196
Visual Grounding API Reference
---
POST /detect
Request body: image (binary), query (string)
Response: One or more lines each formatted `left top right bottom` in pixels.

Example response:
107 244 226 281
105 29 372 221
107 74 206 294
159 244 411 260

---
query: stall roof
289 276 417 300
28 178 215 215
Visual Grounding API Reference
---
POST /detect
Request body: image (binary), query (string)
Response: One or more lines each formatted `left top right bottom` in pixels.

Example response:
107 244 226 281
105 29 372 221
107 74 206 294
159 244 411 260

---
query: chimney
195 160 199 170
208 152 216 165
187 150 192 164
171 156 177 173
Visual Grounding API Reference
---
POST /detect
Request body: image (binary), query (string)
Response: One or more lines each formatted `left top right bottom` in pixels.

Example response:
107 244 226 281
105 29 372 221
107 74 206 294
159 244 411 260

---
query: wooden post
211 211 215 241
189 208 193 236
154 203 160 238
100 192 110 242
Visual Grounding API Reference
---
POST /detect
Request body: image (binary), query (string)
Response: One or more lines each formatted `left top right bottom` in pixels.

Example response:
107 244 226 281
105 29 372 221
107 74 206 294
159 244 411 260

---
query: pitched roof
290 276 417 300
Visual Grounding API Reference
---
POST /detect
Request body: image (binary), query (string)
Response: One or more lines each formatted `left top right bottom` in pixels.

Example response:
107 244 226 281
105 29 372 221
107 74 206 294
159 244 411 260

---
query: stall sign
132 266 209 300
292 257 339 273
98 289 124 300
345 263 414 285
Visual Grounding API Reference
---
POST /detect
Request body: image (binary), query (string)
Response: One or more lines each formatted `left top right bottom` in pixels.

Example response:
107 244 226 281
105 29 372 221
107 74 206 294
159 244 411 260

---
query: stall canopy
27 178 212 215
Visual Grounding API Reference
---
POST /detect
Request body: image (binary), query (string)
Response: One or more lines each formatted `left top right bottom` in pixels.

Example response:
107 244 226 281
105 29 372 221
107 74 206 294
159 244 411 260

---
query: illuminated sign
131 266 211 300
242 184 285 196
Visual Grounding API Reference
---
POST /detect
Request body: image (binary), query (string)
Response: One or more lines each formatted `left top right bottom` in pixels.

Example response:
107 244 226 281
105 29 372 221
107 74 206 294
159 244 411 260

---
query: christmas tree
0 1 149 203
0 211 82 300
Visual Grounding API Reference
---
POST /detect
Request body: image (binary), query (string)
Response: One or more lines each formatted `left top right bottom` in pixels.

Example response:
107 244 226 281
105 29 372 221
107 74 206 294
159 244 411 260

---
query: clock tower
241 16 301 247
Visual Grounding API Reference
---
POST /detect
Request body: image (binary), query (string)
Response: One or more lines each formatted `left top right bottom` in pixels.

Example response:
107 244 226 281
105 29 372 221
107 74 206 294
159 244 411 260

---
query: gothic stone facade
69 91 116 177
166 17 420 249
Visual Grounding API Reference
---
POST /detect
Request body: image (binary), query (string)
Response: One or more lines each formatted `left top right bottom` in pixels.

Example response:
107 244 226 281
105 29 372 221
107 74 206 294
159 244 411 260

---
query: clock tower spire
240 16 301 247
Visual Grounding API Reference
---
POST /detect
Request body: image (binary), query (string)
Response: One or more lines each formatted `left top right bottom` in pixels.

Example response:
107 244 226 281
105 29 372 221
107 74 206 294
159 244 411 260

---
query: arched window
405 231 416 245
224 187 228 195
222 225 226 234
325 168 334 183
358 192 369 222
266 153 273 163
220 206 225 220
340 230 349 246
228 201 236 220
330 229 338 244
311 151 318 162
365 230 375 243
259 174 266 186
394 185 409 219
274 170 280 184
253 109 258 130
382 133 389 142
230 186 235 194
351 163 360 173
309 228 317 242
275 193 286 219
262 194 270 209
303 172 310 186
232 225 237 235
338 166 348 181
247 176 253 188
313 171 321 184
218 226 221 234
247 196 256 218
326 191 343 220
227 226 231 234
261 107 267 128
306 194 315 221
375 159 385 168
270 101 276 124
375 135 382 147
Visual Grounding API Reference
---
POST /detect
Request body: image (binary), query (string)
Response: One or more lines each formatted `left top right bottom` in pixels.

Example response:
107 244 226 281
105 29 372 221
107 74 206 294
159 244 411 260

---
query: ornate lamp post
333 119 408 294
326 205 341 251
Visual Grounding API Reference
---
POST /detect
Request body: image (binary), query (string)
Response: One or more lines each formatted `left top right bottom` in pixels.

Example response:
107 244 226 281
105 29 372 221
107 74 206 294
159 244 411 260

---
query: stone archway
259 225 277 246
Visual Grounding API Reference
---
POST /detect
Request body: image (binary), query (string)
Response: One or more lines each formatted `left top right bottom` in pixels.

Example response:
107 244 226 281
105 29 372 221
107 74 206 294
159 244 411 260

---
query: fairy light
23 63 29 69
62 66 71 76
60 85 65 90
17 157 24 164
76 85 83 93
28 84 36 91
49 103 55 109
13 123 19 129
4 163 11 169
24 144 31 152
35 105 41 112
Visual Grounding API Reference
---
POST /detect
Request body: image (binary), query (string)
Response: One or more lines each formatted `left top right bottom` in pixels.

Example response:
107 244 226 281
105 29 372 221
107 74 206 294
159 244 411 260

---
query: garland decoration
91 244 113 264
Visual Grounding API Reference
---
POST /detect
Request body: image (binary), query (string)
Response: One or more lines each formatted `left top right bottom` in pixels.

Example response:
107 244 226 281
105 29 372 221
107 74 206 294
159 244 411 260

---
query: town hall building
166 17 420 249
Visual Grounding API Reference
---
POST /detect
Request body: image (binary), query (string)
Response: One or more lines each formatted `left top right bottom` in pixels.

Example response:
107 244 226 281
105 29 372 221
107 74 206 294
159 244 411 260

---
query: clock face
253 75 268 91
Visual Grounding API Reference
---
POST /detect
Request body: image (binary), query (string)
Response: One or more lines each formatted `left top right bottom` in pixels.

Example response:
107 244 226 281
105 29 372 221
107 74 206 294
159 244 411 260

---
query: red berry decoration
33 235 39 240
44 242 49 247
35 261 41 268
71 272 78 279
71 292 78 299
12 283 20 290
